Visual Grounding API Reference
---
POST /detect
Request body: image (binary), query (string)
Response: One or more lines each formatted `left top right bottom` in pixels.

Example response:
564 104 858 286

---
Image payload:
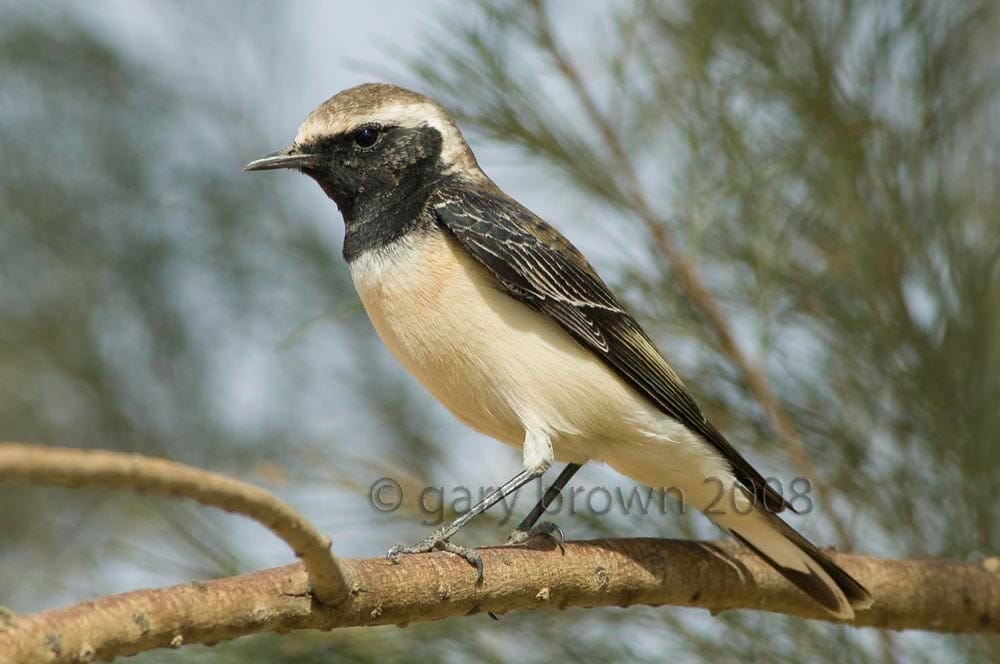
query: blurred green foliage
1 1 997 662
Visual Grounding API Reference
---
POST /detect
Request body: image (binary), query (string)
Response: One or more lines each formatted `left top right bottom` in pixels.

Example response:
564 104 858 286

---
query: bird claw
506 521 565 550
437 541 484 582
386 536 484 582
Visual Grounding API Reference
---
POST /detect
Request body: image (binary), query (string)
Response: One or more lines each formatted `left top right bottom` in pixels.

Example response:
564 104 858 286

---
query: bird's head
244 83 481 218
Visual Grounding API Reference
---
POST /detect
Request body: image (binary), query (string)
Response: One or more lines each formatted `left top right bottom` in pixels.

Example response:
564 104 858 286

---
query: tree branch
0 443 349 605
2 539 998 662
2 443 997 662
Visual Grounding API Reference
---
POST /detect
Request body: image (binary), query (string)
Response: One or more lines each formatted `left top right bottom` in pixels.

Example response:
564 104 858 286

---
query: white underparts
348 231 729 481
522 429 554 475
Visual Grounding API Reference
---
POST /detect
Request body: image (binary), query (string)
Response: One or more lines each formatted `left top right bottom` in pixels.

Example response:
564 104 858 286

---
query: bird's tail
712 498 873 619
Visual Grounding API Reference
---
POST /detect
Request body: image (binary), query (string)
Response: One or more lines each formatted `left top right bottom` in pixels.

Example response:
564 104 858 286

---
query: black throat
338 165 445 262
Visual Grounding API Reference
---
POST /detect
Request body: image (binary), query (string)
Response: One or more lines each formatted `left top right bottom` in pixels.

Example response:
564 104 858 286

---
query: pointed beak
243 146 323 172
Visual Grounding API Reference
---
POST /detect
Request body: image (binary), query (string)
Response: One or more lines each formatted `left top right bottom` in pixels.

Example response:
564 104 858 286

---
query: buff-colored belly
349 231 641 459
348 228 736 513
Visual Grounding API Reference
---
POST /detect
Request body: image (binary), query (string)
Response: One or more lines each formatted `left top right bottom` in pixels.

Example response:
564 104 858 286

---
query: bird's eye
354 126 381 149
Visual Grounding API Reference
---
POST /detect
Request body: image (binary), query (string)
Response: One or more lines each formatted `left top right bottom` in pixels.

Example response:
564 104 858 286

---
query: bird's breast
347 228 642 456
349 228 520 442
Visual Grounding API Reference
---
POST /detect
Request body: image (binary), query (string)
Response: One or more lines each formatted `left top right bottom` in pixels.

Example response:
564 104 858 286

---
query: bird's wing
431 182 792 513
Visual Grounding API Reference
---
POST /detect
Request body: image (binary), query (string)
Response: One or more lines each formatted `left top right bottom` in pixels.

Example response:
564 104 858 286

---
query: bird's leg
386 466 548 579
388 430 553 581
507 462 581 545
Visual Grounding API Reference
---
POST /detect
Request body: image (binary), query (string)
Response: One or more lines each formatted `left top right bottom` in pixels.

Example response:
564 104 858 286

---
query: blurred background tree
1 1 997 662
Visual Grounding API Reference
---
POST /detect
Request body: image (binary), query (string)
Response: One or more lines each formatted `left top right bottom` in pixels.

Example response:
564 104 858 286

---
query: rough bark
3 442 998 663
1 540 998 663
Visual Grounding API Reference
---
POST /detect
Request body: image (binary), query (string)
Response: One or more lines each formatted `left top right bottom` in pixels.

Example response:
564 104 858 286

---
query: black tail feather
731 512 872 615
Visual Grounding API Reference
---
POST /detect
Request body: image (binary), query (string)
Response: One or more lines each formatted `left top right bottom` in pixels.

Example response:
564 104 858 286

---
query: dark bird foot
387 536 484 581
506 521 565 548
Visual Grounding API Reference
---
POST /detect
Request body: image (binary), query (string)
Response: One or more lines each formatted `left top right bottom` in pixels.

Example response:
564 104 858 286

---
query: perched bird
245 83 872 619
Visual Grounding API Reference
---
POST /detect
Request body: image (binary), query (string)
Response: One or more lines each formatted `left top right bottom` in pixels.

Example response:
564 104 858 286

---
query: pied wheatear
245 83 872 619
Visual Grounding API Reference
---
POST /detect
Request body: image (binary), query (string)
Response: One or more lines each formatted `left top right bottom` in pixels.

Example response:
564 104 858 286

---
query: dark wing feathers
432 183 792 513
